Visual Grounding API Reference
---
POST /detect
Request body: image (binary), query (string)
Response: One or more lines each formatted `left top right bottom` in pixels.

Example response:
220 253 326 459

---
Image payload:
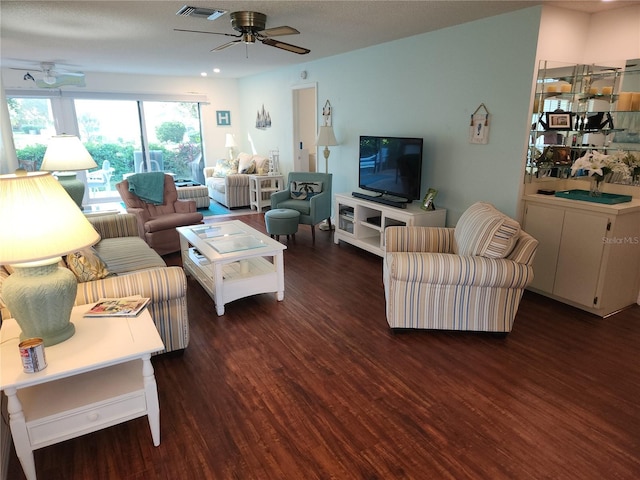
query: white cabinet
334 193 446 257
523 194 640 316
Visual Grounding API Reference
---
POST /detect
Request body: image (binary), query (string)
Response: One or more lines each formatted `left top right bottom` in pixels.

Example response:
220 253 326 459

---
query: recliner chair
270 172 332 241
116 173 203 255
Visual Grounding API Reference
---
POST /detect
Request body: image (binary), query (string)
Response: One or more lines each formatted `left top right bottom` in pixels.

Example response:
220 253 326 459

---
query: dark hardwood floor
7 213 640 479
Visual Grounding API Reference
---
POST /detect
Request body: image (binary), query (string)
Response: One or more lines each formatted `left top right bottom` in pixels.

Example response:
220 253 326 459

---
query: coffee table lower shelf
183 248 283 315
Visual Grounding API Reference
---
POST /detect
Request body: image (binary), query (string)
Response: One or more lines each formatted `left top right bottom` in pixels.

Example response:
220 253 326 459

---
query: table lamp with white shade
40 134 97 208
225 133 237 161
0 171 100 345
315 125 338 174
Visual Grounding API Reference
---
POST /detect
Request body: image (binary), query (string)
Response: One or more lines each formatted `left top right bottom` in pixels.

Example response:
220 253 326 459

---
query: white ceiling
1 1 637 79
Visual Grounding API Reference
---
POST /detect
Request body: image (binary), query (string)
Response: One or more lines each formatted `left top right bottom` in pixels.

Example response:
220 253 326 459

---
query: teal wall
238 7 542 223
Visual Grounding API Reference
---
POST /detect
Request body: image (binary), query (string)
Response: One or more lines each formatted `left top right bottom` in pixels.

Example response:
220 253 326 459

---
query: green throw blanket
128 172 165 204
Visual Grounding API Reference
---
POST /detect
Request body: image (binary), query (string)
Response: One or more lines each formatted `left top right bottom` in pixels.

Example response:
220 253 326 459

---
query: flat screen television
358 135 423 202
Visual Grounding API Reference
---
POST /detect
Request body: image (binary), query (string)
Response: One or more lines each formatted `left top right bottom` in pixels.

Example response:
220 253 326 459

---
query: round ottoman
265 208 300 241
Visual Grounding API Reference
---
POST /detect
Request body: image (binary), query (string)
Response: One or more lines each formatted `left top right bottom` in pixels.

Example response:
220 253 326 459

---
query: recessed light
200 72 207 77
213 68 221 74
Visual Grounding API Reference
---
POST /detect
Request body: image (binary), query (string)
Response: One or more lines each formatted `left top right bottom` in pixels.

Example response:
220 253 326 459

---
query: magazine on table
84 295 150 317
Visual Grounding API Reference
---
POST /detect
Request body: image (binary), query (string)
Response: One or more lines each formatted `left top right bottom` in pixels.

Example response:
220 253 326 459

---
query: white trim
5 89 207 103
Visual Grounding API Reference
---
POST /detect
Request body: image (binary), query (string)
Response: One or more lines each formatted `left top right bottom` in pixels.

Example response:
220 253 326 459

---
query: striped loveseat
0 213 189 354
383 202 538 333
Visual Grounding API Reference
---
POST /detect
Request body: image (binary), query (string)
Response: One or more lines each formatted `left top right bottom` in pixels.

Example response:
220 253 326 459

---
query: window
7 97 55 172
74 99 142 201
142 101 203 182
8 95 205 205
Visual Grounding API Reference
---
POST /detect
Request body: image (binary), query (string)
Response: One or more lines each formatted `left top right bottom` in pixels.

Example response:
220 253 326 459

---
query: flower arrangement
570 150 632 195
618 150 640 184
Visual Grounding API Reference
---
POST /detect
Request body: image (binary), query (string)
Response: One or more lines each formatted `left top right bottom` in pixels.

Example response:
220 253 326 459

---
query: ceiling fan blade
212 40 242 52
174 28 239 39
261 38 310 55
261 26 300 37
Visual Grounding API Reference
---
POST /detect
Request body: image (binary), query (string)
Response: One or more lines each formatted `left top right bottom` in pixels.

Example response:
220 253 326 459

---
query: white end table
249 174 284 212
0 307 164 480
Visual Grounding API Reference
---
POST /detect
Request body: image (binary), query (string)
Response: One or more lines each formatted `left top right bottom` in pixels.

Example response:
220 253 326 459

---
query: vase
590 176 603 196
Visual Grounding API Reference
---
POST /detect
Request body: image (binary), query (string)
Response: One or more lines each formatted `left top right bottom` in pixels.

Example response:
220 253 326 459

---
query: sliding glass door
8 94 205 206
74 99 142 202
7 97 55 171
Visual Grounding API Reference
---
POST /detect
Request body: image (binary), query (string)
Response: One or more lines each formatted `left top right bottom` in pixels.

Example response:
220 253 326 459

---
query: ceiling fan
13 62 85 88
175 11 310 55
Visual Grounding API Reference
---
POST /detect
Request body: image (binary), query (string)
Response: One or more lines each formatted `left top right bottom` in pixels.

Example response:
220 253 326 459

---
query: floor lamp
316 125 338 174
40 134 98 208
316 125 338 230
0 171 100 345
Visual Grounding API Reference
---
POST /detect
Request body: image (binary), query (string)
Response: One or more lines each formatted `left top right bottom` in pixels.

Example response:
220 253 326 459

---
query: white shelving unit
249 175 284 212
334 193 446 257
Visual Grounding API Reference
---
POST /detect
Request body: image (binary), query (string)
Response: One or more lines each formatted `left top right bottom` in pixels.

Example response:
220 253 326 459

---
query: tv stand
335 193 446 257
352 191 408 209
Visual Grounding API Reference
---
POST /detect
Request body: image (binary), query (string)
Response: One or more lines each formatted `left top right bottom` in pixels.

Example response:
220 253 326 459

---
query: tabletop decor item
0 170 100 345
40 134 98 208
570 150 630 196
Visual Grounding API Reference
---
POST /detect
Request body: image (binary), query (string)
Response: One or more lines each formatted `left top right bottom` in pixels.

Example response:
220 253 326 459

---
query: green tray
554 189 632 204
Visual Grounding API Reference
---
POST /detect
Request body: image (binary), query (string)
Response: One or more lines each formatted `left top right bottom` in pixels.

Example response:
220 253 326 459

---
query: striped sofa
0 213 189 354
204 154 271 209
383 202 538 333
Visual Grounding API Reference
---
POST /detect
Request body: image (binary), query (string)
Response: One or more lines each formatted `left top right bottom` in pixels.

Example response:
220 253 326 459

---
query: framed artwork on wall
546 112 572 130
216 111 231 126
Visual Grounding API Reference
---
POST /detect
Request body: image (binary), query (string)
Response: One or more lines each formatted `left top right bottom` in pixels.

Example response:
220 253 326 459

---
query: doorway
292 84 317 172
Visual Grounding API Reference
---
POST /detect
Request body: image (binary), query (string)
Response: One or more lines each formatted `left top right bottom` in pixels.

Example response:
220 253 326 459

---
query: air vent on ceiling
176 5 226 21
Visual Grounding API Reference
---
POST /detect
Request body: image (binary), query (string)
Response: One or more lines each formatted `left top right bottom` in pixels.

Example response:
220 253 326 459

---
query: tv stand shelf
334 193 446 257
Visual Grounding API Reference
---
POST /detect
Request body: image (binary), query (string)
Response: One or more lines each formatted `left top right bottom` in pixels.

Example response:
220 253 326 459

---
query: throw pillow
241 160 256 174
290 181 323 200
213 158 238 177
254 155 270 175
453 202 521 259
237 152 254 173
66 247 111 283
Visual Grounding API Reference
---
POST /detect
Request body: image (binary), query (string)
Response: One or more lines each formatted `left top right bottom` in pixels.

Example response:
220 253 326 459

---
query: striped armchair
383 202 538 333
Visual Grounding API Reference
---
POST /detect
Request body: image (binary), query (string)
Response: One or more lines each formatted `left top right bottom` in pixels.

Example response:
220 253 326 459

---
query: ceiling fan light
43 74 57 85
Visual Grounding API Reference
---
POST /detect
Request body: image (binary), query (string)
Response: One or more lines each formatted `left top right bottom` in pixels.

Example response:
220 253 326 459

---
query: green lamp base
56 172 85 208
2 259 77 346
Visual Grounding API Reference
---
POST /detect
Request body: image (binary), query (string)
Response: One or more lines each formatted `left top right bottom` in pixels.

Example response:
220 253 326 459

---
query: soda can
19 338 47 373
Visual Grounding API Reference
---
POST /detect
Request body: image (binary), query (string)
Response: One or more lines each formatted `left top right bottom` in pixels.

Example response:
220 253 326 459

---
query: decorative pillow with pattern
65 247 112 282
290 181 323 200
453 202 521 259
213 158 239 177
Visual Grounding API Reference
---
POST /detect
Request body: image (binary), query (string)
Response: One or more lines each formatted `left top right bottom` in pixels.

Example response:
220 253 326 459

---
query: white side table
0 307 164 480
249 174 284 212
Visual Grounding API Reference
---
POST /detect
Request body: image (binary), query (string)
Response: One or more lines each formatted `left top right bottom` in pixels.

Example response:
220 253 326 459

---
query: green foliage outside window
156 122 186 144
15 141 200 184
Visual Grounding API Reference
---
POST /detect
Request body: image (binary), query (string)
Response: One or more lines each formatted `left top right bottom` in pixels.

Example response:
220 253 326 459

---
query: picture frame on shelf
546 112 573 130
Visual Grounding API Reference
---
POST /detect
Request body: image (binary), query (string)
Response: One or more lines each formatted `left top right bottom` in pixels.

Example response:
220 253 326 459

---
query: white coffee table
0 307 164 480
177 220 287 315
